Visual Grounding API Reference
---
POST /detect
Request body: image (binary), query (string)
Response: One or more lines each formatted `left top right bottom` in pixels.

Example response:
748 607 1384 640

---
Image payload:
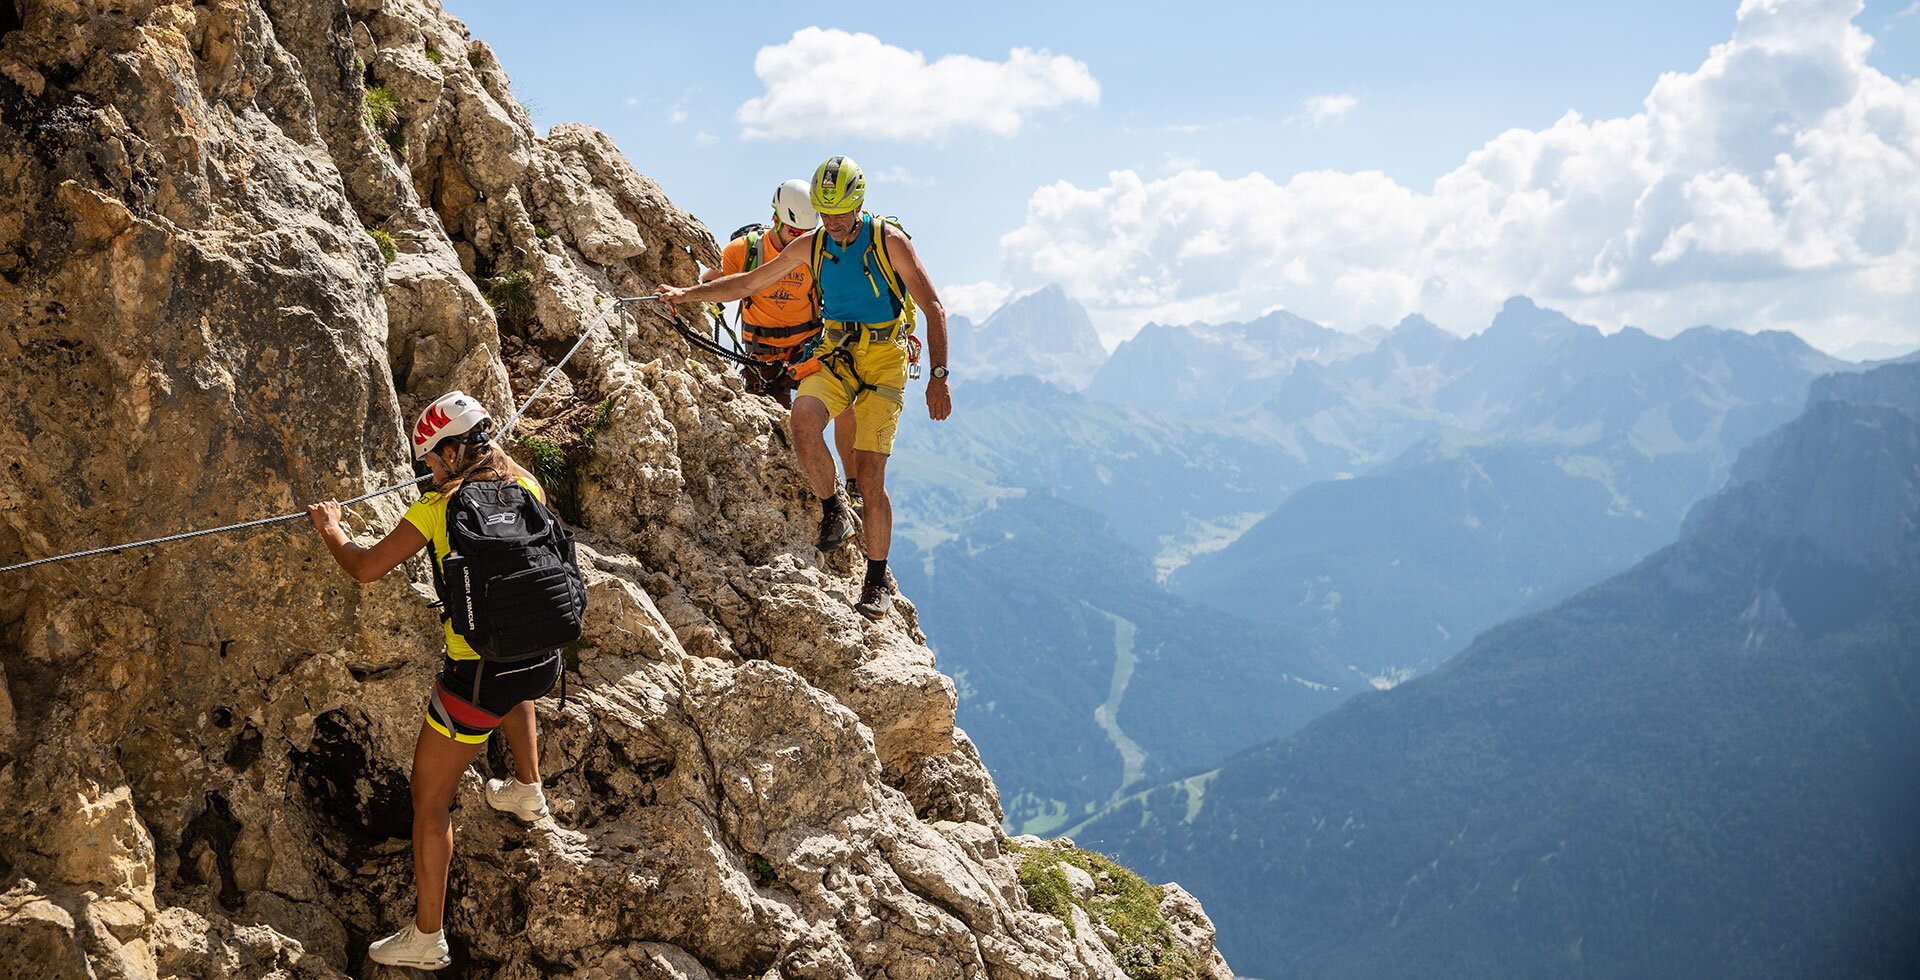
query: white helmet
771 178 819 230
411 391 491 460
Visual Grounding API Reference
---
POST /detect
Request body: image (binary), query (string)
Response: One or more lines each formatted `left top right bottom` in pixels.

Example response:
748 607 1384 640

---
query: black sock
865 558 888 590
822 493 844 515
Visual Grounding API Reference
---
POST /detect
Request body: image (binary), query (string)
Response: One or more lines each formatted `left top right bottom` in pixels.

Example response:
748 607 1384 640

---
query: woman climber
306 391 562 971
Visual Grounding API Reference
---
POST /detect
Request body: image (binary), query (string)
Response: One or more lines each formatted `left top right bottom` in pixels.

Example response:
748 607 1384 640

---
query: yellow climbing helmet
809 156 866 215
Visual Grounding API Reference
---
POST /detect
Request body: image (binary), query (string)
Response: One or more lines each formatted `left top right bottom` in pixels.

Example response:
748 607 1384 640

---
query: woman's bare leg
497 701 540 785
408 722 487 933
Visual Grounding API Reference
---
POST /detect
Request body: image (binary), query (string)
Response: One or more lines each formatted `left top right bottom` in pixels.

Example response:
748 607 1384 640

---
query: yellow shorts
797 338 907 455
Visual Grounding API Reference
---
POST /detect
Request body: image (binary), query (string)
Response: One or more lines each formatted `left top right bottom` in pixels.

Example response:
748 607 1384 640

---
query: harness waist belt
824 318 903 346
743 318 824 342
746 337 814 361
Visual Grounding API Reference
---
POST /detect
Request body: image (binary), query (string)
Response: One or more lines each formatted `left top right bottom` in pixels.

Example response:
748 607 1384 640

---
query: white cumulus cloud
1301 93 1358 125
737 28 1099 142
941 281 1014 322
871 166 935 187
999 0 1920 354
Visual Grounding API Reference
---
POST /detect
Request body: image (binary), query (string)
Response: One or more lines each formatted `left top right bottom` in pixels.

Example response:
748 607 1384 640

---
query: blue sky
446 0 1920 359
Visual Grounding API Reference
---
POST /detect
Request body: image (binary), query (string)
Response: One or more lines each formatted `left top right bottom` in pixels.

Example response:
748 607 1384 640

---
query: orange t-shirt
722 232 817 337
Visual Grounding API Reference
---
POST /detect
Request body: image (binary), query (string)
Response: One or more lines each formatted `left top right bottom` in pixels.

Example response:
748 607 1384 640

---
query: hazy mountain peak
951 282 1107 389
1392 313 1443 335
990 282 1077 322
1481 295 1598 343
1089 309 1373 415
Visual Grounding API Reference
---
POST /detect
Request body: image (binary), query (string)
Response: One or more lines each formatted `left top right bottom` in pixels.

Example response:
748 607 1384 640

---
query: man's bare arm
659 233 811 308
883 226 952 421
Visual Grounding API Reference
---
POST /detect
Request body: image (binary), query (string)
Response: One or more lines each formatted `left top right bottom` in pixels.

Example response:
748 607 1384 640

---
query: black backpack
728 222 767 253
431 479 586 662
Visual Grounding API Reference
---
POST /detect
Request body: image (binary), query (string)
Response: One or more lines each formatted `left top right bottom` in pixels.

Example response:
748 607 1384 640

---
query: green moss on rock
1011 841 1198 980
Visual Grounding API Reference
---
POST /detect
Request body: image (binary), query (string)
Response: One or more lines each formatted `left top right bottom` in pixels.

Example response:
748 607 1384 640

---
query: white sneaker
484 777 549 822
367 923 450 970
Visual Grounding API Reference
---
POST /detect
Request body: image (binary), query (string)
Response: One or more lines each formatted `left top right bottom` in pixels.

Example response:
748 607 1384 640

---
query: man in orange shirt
702 179 857 491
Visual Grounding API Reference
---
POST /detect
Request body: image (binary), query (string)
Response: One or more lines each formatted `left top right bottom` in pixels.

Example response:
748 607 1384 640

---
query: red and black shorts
424 651 561 744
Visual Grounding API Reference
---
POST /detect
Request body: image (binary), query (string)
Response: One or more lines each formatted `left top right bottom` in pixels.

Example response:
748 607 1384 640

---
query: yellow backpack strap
869 215 916 330
809 227 827 312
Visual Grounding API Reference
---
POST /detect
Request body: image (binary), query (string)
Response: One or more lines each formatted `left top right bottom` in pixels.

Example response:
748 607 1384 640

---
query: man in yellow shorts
657 156 951 620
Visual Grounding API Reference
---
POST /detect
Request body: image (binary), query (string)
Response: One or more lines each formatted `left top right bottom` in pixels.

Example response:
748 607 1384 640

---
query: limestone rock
1162 884 1236 980
0 887 92 980
0 2 1235 979
895 727 1006 827
1063 864 1098 902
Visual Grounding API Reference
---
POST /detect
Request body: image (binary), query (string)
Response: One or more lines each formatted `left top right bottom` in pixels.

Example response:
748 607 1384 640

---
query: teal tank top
818 215 903 324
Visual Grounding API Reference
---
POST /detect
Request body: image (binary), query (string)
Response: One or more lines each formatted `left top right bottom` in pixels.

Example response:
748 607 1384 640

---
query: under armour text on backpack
433 479 587 661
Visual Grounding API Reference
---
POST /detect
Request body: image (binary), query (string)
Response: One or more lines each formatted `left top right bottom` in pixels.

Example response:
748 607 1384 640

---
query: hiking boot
817 504 853 551
845 477 862 508
368 923 451 970
854 583 893 621
484 777 549 822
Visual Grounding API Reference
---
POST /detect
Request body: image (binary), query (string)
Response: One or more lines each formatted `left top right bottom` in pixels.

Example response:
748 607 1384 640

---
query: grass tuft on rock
1011 842 1198 980
424 45 443 65
514 434 582 525
485 270 537 331
361 85 403 159
366 228 397 264
749 855 779 885
363 85 399 131
1017 861 1076 934
583 397 616 448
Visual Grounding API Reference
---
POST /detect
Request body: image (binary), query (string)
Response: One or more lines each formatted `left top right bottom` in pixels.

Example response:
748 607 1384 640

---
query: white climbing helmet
771 178 820 231
411 391 491 460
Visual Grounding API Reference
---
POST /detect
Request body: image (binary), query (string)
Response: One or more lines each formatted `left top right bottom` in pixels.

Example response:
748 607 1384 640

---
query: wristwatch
930 366 949 380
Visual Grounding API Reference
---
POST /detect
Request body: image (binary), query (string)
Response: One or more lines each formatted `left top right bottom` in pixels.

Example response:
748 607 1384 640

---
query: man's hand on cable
654 283 689 314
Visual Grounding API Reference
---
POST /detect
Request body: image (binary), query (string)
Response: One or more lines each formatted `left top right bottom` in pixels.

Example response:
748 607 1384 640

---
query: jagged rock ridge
0 2 1234 978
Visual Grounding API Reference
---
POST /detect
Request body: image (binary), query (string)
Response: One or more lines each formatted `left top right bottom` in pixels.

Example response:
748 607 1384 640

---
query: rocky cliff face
0 2 1234 978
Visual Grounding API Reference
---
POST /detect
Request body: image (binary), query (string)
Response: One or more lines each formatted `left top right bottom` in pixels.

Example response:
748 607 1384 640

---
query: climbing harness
1 296 648 575
810 318 908 409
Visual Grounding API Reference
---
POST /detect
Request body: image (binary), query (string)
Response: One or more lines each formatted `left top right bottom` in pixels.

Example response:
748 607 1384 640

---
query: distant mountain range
1069 360 1920 980
903 294 1856 681
891 288 1891 864
1172 298 1849 677
1087 308 1375 416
